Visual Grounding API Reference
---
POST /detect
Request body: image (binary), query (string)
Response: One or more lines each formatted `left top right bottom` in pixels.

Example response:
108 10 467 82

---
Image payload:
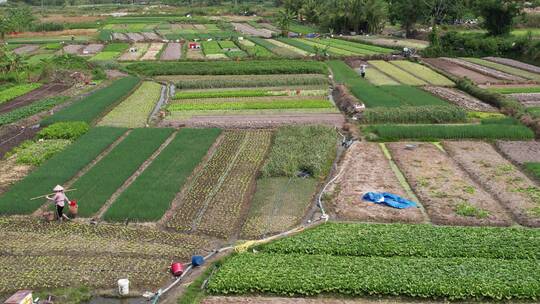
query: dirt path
0 83 70 114
328 142 425 223
162 114 345 128
388 142 512 227
423 58 503 85
444 141 540 227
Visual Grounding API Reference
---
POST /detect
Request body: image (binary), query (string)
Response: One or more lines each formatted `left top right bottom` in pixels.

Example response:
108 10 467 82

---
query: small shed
188 42 201 49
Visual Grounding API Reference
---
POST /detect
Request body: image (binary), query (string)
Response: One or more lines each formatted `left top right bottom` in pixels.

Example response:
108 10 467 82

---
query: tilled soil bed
126 32 145 42
508 93 540 107
0 83 69 114
495 141 540 164
0 156 33 196
81 43 104 55
0 125 40 159
388 142 512 226
422 86 497 112
423 58 503 85
13 44 40 55
442 58 526 82
485 57 540 74
444 141 540 227
162 114 345 128
329 142 424 223
160 42 182 60
62 44 84 54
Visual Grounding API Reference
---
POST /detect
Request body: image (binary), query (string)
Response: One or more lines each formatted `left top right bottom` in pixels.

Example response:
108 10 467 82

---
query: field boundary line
95 130 178 220
31 129 132 217
191 132 249 233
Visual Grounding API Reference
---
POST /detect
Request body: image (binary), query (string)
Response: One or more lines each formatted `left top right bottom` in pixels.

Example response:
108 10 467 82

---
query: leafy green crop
37 121 90 140
173 89 287 99
362 105 466 124
11 139 72 166
0 83 42 104
0 127 127 215
0 96 67 126
173 74 328 89
104 128 221 222
168 99 332 111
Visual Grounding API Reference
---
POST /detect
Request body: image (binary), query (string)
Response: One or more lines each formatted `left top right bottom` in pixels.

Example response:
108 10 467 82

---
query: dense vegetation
362 105 466 124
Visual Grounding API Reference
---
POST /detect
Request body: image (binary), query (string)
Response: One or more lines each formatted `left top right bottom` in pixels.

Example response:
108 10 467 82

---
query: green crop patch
0 83 42 104
168 99 332 111
0 96 68 127
168 74 328 90
104 128 221 222
362 105 466 124
391 61 454 86
41 77 140 126
72 128 173 217
207 253 540 300
369 60 427 86
525 163 540 181
126 60 327 76
486 86 540 94
173 89 288 99
380 86 449 106
0 127 126 215
260 222 540 259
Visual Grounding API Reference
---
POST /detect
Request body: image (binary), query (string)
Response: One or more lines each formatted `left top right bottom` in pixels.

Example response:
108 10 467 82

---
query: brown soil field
81 43 104 55
0 83 69 114
442 58 526 82
13 44 40 55
140 43 164 60
388 142 512 226
484 57 540 74
186 48 205 59
0 125 40 159
141 32 162 41
62 44 84 54
8 29 97 38
329 142 424 223
39 15 103 23
162 114 345 128
0 156 33 196
508 93 540 107
203 296 445 304
444 141 540 227
422 86 497 112
423 58 503 85
112 32 129 41
160 42 182 60
118 43 148 61
126 32 146 42
495 141 540 164
232 22 273 38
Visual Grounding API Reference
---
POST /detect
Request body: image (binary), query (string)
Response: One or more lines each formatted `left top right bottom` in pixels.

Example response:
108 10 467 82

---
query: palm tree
277 9 296 37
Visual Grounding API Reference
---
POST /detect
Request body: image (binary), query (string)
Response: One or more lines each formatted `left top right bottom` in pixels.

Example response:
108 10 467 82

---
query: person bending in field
47 185 70 222
360 64 367 78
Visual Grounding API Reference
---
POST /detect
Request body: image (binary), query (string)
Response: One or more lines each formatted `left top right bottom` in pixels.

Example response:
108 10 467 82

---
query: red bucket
171 262 184 277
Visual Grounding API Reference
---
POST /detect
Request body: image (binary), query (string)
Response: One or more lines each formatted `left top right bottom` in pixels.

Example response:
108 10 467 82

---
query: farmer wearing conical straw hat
46 185 70 222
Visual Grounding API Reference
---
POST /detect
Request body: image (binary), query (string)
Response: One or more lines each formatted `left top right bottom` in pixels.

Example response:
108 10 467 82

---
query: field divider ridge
95 130 178 220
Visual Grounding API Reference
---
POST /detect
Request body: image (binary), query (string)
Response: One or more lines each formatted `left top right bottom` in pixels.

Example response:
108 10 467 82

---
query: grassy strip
369 60 427 86
207 252 540 300
486 86 540 94
261 126 336 179
126 60 327 76
463 58 540 82
390 61 454 86
104 128 220 222
0 83 42 104
72 128 173 217
362 105 466 124
366 123 534 141
380 85 449 106
168 99 332 111
0 127 126 215
525 163 540 181
0 96 68 126
327 60 402 107
173 89 287 99
41 77 140 126
98 81 161 128
313 38 377 55
260 222 540 259
330 38 394 53
172 74 328 90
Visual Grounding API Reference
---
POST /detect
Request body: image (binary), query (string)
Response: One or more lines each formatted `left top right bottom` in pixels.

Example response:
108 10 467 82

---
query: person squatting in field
47 185 70 222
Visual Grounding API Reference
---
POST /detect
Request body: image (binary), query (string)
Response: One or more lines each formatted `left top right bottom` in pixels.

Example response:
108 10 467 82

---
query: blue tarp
362 192 417 209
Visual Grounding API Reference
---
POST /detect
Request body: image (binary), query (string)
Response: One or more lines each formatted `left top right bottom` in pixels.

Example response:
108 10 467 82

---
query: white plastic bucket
118 278 129 296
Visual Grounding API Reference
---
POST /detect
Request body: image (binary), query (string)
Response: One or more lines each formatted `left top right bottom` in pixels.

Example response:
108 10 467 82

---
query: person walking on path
47 185 70 222
360 64 367 78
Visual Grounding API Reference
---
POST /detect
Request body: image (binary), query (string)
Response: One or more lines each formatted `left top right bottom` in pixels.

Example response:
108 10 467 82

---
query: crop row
173 89 289 99
103 128 221 222
237 39 275 58
169 74 329 89
0 83 42 104
260 222 540 259
0 127 127 215
362 105 466 124
41 76 140 125
390 60 455 86
126 60 328 76
369 60 427 86
250 37 302 58
207 252 540 300
310 38 377 55
72 128 173 217
0 96 68 126
167 99 332 111
463 57 540 82
99 81 162 128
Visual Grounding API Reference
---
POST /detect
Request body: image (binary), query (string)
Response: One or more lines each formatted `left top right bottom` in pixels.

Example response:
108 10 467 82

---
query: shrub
38 121 90 140
362 105 467 124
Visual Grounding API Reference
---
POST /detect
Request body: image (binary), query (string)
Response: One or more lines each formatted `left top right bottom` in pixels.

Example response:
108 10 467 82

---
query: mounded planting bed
388 142 512 226
0 127 127 215
369 60 427 86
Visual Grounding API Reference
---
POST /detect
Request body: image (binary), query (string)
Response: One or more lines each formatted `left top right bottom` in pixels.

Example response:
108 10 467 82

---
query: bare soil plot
496 141 540 164
0 156 32 196
163 113 345 128
126 32 146 42
232 22 274 38
118 43 149 61
485 57 540 74
329 142 424 223
0 83 69 114
444 141 540 227
508 93 540 107
112 32 129 41
443 58 526 82
193 24 207 30
203 297 444 304
388 142 512 226
160 42 182 60
141 32 162 41
422 86 498 112
13 44 40 55
8 29 97 38
62 44 84 54
423 58 503 84
81 43 103 55
187 47 205 59
40 15 103 23
0 125 40 159
140 42 164 60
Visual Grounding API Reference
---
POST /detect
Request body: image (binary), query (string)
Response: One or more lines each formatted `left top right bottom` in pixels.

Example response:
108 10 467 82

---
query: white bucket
118 278 129 296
